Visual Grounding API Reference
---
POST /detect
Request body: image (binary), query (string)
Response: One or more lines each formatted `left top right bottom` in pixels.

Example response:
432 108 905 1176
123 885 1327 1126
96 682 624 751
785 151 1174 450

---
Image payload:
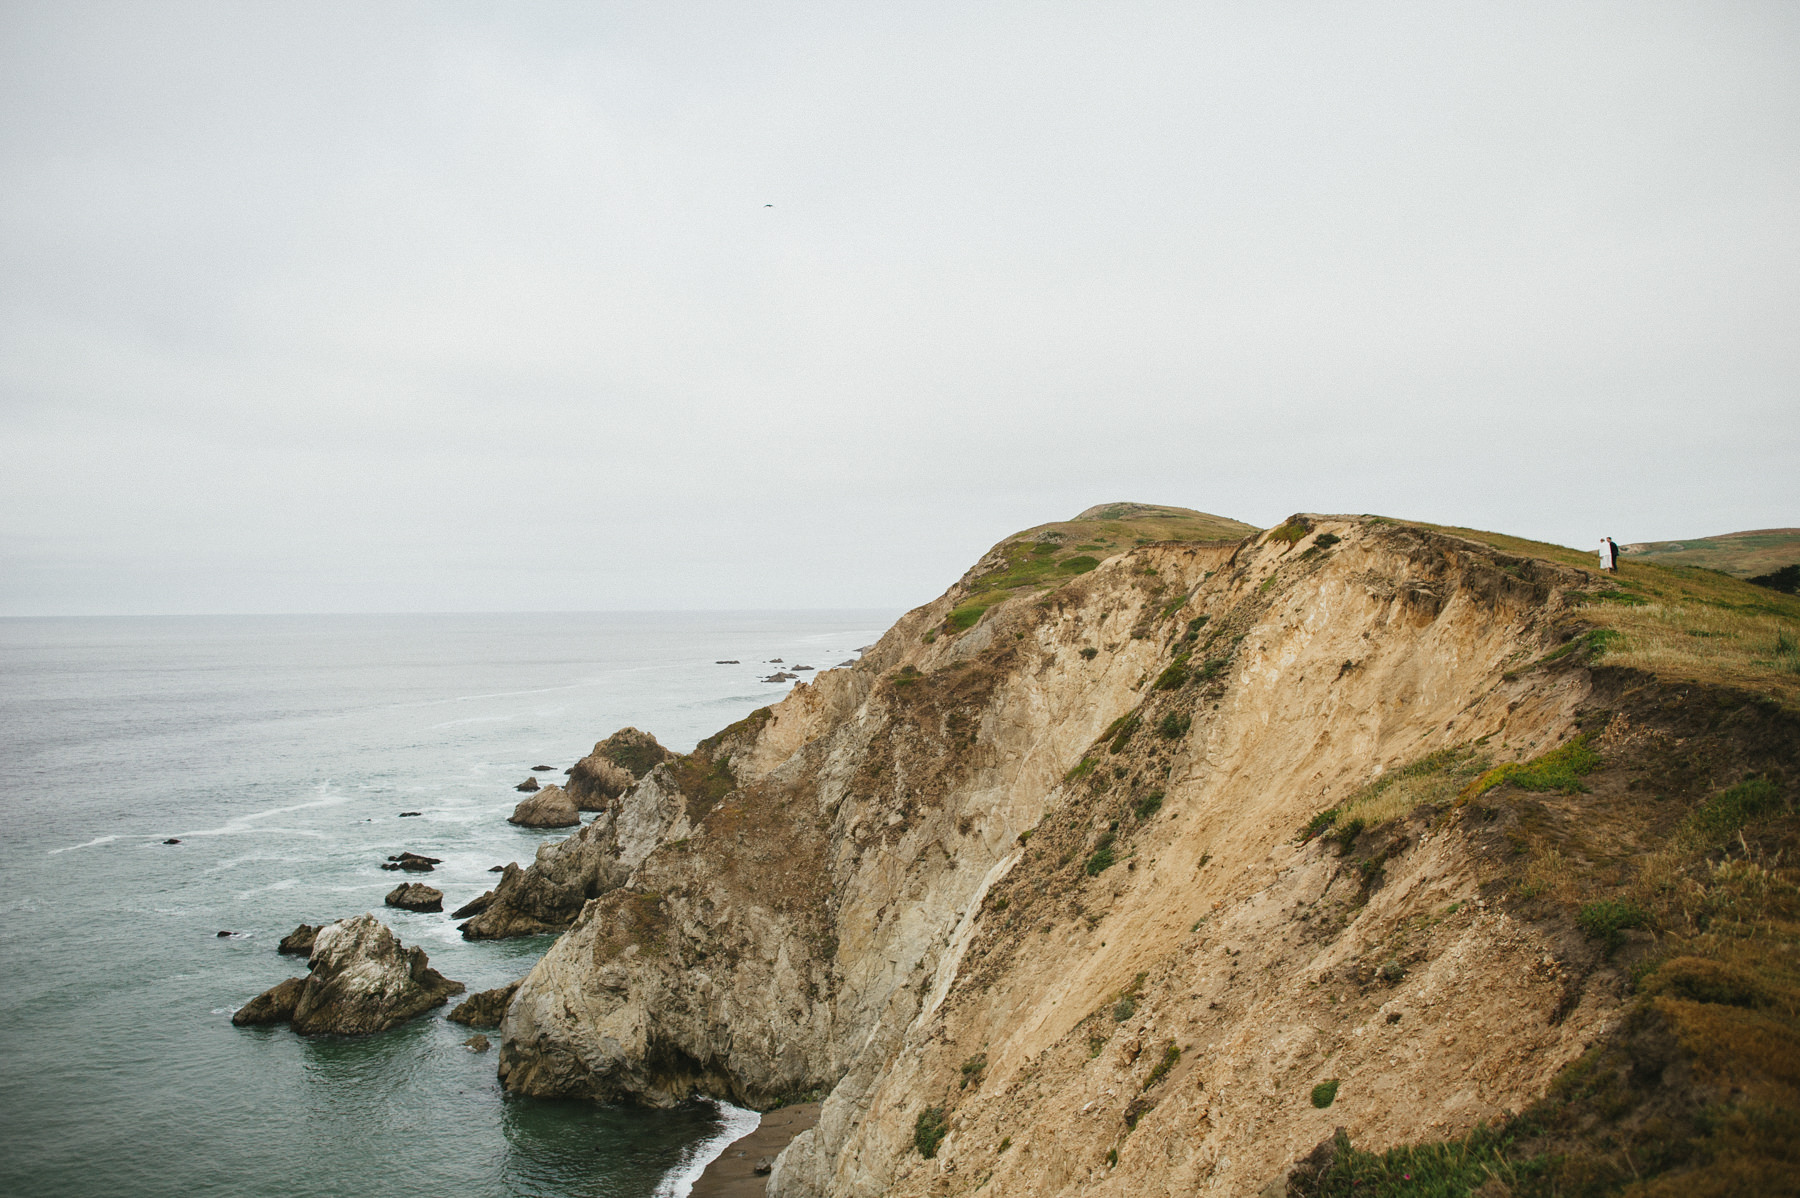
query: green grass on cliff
1396 518 1800 709
941 504 1254 635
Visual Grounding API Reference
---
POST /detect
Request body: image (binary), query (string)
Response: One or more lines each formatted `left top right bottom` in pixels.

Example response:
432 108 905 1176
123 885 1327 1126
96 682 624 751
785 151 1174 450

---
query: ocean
0 611 895 1198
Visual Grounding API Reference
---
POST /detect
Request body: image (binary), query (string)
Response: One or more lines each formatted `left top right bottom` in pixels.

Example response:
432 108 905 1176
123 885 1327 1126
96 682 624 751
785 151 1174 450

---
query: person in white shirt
1599 537 1619 572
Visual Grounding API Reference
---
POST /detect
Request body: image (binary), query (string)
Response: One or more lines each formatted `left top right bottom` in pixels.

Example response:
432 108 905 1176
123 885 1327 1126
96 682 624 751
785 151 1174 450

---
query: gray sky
2 1 1796 615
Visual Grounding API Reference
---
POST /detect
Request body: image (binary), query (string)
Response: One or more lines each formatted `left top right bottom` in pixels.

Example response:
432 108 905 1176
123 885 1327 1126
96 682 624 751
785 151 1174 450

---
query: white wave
654 1100 762 1198
48 834 118 855
177 785 358 839
233 878 300 898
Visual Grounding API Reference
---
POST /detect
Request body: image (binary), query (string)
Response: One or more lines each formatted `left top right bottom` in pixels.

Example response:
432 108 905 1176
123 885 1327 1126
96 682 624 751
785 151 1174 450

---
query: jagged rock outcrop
448 981 522 1028
234 914 464 1036
507 784 579 828
450 890 494 919
277 924 318 956
384 882 443 912
495 510 1800 1196
382 851 439 872
462 762 703 939
566 727 675 810
516 776 540 792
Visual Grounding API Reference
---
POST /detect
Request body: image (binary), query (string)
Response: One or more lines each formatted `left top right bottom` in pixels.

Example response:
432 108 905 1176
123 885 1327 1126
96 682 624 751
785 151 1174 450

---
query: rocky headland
299 502 1789 1196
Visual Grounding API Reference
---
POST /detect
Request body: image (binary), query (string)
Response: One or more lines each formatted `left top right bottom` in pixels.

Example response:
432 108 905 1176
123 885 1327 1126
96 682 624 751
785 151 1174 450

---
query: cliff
496 509 1800 1196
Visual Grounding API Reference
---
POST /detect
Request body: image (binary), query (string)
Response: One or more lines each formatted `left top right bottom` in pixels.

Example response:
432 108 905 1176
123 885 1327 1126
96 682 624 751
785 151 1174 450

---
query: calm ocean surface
0 611 895 1198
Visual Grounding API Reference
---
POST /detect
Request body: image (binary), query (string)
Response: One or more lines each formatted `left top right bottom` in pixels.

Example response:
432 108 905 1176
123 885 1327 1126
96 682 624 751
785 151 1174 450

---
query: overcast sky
2 1 1795 615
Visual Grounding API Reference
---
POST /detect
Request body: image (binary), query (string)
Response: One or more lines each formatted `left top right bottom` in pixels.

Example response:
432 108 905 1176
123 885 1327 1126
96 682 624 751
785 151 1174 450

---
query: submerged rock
464 1034 491 1052
163 838 181 844
385 882 444 913
531 765 555 772
233 914 462 1036
232 976 305 1026
381 851 441 872
507 784 580 828
277 924 319 956
447 980 522 1028
515 776 540 792
762 671 798 683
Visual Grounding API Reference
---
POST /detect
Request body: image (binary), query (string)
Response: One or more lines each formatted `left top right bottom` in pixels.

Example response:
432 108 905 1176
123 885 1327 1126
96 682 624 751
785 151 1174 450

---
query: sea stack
232 913 463 1035
507 783 579 828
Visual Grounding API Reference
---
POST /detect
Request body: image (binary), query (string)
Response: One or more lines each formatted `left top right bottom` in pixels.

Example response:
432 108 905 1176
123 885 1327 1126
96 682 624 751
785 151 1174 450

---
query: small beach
692 1103 822 1198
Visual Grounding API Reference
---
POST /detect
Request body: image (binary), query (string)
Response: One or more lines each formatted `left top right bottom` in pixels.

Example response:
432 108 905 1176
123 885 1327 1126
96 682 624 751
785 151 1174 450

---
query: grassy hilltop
1621 528 1800 579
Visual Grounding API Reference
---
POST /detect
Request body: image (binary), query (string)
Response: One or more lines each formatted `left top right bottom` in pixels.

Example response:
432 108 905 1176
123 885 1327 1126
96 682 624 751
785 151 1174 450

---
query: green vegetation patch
1153 653 1192 690
1144 1044 1180 1089
1085 831 1117 876
1311 1079 1341 1109
1591 589 1649 606
1683 776 1787 845
1156 711 1190 739
1133 789 1165 819
1460 735 1599 804
1268 518 1311 545
1106 713 1141 754
1577 898 1647 957
913 1106 948 1158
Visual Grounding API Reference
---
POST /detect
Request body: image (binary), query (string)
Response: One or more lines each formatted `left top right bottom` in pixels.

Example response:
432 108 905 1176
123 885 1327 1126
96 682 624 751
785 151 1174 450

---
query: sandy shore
690 1102 821 1198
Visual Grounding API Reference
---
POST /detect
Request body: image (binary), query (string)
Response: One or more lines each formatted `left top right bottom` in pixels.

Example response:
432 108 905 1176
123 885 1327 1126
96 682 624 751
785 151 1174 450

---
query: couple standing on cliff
1599 537 1621 572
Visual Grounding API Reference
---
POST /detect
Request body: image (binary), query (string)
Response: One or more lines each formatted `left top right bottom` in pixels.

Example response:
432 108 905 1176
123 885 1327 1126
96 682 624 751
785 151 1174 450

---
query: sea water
0 611 893 1198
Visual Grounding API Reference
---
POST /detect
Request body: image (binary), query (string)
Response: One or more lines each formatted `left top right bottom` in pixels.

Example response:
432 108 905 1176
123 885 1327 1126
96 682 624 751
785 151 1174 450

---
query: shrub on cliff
913 1106 948 1158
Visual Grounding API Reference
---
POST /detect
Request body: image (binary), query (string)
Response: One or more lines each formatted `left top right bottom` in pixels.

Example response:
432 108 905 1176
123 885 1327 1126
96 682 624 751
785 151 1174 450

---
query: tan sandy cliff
492 510 1800 1196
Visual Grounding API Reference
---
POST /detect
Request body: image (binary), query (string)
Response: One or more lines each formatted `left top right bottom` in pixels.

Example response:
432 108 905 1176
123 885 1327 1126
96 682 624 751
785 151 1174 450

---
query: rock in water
447 980 522 1028
232 976 305 1026
277 924 319 956
381 851 441 872
385 882 444 912
464 1034 491 1052
515 776 540 792
231 913 464 1036
507 783 580 828
450 890 495 919
531 765 555 772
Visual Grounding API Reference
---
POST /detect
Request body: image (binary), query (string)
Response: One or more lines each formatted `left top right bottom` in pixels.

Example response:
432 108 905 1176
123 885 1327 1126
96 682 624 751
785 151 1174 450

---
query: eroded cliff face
495 516 1688 1192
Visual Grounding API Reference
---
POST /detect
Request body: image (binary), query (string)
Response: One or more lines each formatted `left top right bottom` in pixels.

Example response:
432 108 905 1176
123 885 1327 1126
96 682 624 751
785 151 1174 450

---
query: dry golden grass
1583 593 1800 704
1405 520 1800 708
1338 748 1487 827
1518 847 1580 904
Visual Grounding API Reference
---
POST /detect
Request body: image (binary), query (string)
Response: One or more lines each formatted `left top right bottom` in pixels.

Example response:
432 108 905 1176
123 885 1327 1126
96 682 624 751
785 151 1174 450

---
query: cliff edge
498 509 1800 1197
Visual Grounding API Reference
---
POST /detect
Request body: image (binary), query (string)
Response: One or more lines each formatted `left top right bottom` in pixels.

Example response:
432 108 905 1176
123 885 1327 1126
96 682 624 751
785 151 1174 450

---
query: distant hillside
1621 527 1800 577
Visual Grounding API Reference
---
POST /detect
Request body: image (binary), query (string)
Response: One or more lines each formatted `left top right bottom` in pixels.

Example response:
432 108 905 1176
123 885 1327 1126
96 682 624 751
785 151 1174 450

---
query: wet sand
691 1102 821 1198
